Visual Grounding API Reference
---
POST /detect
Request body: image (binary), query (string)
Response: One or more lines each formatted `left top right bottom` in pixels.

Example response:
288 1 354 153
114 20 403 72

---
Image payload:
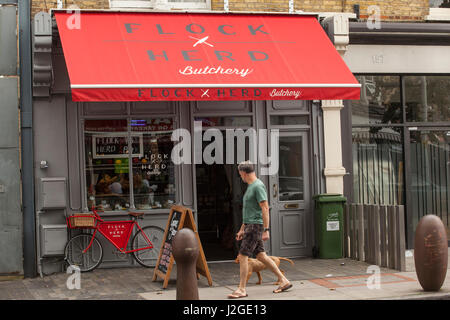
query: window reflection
409 130 450 239
131 118 176 210
84 118 176 211
352 76 402 125
85 119 130 211
194 116 252 127
405 76 450 123
352 127 404 205
270 115 309 126
278 136 303 201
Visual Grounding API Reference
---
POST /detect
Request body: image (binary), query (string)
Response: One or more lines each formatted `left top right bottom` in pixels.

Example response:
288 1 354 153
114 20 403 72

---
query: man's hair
238 160 255 174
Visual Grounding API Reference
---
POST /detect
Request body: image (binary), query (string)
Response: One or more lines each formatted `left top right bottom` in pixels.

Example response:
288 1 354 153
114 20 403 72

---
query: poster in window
92 134 143 159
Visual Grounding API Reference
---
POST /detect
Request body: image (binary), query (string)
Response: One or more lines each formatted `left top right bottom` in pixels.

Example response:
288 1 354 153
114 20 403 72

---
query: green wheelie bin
312 194 347 259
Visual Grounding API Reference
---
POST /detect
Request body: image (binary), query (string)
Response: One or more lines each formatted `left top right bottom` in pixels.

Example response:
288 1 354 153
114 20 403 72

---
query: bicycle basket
68 214 96 228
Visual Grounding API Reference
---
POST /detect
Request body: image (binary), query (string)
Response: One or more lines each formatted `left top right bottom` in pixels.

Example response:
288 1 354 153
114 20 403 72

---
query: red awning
54 11 360 102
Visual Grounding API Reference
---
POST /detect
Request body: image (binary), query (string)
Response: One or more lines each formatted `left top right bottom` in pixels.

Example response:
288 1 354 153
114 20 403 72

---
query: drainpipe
19 0 37 278
224 0 229 12
36 211 44 278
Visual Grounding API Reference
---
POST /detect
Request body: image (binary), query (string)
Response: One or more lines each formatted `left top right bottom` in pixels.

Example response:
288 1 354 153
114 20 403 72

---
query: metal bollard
172 228 200 300
414 215 448 291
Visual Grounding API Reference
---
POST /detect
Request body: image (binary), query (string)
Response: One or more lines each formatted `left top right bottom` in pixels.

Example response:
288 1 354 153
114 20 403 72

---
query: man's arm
236 224 245 240
259 200 270 241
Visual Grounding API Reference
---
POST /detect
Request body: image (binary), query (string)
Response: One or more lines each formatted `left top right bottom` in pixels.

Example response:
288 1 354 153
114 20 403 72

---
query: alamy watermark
366 5 381 30
66 265 81 290
66 5 81 30
366 265 381 290
171 121 280 175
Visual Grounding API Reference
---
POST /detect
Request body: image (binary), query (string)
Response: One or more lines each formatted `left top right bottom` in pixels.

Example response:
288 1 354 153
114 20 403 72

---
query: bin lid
312 193 347 203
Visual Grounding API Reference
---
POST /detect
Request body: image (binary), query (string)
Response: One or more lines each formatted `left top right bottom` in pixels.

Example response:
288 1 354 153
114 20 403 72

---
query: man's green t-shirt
242 179 267 225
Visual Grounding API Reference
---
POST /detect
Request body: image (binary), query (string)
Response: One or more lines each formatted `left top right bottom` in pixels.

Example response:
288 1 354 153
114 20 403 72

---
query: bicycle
65 207 164 272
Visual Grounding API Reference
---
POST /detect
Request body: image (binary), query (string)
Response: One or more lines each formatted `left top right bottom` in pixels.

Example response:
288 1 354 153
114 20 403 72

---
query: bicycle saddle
128 211 145 217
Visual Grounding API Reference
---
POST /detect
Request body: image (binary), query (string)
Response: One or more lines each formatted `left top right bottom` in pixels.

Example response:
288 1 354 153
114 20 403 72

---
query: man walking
228 161 292 299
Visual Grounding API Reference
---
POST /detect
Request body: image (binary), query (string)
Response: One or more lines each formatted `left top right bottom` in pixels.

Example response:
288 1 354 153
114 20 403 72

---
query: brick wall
32 0 109 18
339 0 428 21
32 0 429 21
212 0 429 21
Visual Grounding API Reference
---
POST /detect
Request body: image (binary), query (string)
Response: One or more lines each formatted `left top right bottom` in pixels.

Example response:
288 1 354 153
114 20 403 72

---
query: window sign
84 118 175 211
132 118 175 210
92 134 143 159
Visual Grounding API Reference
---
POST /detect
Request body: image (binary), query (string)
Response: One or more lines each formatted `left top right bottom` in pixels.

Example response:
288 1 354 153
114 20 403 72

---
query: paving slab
140 270 450 301
0 250 448 300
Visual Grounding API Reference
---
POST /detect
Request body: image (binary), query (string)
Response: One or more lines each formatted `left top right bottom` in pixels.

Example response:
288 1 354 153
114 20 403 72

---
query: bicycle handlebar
91 206 104 222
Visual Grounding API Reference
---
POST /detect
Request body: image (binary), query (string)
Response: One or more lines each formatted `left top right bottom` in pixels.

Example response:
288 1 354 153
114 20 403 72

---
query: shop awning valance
54 11 360 102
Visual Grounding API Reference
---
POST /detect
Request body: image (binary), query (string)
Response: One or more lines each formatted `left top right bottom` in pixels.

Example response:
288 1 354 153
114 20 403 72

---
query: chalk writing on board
157 211 181 274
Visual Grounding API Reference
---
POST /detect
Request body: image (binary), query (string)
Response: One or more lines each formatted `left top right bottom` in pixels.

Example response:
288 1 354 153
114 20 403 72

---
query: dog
234 256 294 285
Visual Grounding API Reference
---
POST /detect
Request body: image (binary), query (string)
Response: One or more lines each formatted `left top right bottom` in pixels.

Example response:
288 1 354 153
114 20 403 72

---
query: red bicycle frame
79 208 154 254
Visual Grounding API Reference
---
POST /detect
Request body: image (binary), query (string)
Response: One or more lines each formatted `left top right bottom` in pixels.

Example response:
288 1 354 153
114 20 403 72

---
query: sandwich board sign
152 205 212 289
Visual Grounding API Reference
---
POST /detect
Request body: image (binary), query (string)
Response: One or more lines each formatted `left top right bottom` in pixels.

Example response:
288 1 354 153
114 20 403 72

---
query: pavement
0 249 449 300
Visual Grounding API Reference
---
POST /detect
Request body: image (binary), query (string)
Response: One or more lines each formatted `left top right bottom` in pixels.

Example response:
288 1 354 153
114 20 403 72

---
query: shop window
404 76 450 123
85 119 130 211
409 130 450 240
195 101 251 113
352 127 404 205
278 136 303 201
194 116 252 127
352 76 402 125
131 118 176 210
270 115 309 126
84 118 175 211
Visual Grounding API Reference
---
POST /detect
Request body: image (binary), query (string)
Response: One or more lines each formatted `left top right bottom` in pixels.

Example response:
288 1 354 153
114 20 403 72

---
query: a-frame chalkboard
152 205 212 289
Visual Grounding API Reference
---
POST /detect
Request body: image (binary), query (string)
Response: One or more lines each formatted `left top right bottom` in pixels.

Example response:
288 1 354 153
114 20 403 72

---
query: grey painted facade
0 1 23 274
18 9 449 276
31 22 325 273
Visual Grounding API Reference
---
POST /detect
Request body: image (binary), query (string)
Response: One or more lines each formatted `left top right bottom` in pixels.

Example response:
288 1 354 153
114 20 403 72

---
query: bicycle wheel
132 226 164 267
65 233 103 272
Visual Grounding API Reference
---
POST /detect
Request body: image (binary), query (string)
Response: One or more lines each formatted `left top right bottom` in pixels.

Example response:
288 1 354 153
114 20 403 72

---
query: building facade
342 21 450 248
4 0 447 276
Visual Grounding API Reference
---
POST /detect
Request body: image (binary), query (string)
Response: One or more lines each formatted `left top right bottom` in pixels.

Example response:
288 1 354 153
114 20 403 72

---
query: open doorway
195 130 251 261
196 163 247 261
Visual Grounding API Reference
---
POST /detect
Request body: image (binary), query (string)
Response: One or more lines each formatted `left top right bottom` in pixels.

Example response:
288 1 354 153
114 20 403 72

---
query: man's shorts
239 224 265 257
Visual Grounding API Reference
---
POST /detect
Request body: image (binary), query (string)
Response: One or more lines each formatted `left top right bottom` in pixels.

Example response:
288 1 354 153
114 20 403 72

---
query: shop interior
84 119 176 211
196 134 249 261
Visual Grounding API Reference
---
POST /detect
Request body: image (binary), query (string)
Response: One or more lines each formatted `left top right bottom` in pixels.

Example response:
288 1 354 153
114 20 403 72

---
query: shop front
343 22 450 248
32 10 359 274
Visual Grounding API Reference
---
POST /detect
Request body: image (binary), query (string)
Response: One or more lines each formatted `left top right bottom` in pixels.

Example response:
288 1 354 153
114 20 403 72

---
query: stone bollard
172 228 200 300
414 215 448 291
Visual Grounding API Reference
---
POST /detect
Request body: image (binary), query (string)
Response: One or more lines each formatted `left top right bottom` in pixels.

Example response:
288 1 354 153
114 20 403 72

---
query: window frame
350 73 450 206
109 0 211 10
80 114 179 214
352 75 403 126
352 74 450 128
